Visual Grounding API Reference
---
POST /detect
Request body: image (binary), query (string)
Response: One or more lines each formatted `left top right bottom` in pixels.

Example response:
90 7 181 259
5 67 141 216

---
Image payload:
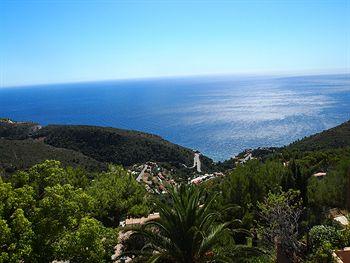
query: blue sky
1 0 349 87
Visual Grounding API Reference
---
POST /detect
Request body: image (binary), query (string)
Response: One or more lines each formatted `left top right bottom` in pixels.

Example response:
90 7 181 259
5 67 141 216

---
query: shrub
309 225 342 250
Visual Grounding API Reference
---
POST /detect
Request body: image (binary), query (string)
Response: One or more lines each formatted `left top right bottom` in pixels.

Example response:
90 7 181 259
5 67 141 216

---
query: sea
1 74 349 161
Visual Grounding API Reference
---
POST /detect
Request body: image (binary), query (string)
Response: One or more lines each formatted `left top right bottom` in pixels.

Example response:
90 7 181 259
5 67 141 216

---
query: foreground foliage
125 185 261 262
0 160 148 262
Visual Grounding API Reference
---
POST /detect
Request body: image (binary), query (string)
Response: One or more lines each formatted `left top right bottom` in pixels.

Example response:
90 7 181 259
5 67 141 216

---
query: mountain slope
285 120 350 152
0 119 215 172
0 138 106 173
2 118 348 174
0 119 40 139
33 125 214 169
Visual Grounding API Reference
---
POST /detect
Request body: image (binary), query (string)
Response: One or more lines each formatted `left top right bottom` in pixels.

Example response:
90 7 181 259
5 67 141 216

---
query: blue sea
1 74 349 161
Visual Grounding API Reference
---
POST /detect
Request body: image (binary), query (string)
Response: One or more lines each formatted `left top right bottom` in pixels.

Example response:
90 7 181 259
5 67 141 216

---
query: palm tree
123 185 260 263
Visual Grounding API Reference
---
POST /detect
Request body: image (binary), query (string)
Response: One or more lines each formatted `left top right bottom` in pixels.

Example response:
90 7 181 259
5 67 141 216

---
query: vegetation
0 120 215 173
0 120 39 140
0 160 148 262
285 120 350 152
308 158 350 212
34 125 215 169
308 225 350 262
123 185 260 262
0 138 106 173
87 165 149 226
1 119 350 262
258 190 303 261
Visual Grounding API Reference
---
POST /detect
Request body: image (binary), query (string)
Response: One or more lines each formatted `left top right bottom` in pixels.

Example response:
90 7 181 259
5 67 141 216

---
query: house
312 172 327 179
328 208 349 226
334 215 349 226
123 213 160 227
333 247 350 263
190 174 215 185
191 177 202 185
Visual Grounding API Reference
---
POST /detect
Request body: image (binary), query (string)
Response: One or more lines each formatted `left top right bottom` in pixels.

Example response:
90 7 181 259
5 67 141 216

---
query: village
128 150 228 195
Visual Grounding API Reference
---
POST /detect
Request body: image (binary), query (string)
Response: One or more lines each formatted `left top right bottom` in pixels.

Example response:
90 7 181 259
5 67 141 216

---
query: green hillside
34 125 215 169
285 120 350 152
2 118 348 175
0 119 39 139
0 138 106 173
0 120 215 173
216 121 350 168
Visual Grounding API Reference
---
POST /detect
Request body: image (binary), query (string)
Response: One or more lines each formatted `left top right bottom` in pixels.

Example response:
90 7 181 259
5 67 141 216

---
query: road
182 152 202 173
136 165 148 182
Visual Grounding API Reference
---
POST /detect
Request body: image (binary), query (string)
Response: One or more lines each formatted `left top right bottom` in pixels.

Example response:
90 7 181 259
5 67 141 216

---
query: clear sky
1 0 349 87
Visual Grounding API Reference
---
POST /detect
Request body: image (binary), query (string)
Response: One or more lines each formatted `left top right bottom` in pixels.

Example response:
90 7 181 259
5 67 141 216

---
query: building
328 208 349 227
312 172 327 179
333 247 350 263
121 213 160 228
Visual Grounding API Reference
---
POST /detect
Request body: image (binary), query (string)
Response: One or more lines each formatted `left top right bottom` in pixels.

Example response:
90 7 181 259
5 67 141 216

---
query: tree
125 185 258 263
1 161 147 262
0 178 34 263
11 209 34 261
88 165 149 226
9 160 92 194
308 158 350 211
217 160 286 235
32 184 95 261
52 217 118 263
258 189 303 262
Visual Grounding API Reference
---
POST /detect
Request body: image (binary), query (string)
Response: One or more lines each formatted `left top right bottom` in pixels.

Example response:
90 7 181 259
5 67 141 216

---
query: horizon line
1 69 349 89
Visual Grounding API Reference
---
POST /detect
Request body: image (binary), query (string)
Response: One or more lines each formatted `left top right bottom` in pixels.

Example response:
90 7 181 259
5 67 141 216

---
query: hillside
0 119 215 172
2 118 348 174
0 118 40 139
216 120 350 167
33 125 215 169
285 120 350 152
0 138 106 173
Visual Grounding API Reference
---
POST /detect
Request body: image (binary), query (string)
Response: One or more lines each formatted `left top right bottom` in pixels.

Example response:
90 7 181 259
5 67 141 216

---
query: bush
309 225 342 250
310 241 335 263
